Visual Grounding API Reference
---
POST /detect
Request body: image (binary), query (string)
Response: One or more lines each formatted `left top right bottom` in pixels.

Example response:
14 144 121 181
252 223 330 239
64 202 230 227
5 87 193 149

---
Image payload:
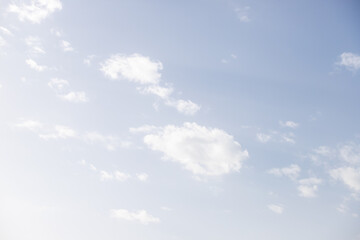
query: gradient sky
1 0 360 239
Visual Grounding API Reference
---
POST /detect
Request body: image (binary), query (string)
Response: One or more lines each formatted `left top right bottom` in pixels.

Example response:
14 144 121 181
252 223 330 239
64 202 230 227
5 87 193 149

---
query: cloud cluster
110 209 160 225
7 0 62 24
48 78 88 103
140 122 249 177
100 53 200 115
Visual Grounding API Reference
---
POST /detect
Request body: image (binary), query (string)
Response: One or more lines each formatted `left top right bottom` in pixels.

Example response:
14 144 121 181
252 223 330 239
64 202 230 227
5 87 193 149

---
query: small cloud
268 204 284 214
257 133 271 143
25 58 48 71
297 177 322 198
110 209 160 225
129 125 158 134
100 53 200 115
50 28 62 37
337 52 360 72
161 206 172 211
0 36 6 47
235 7 251 22
39 125 77 140
7 0 62 24
136 173 148 182
268 164 301 181
0 26 13 36
48 78 88 103
60 40 74 52
84 55 95 66
25 36 45 54
279 121 299 128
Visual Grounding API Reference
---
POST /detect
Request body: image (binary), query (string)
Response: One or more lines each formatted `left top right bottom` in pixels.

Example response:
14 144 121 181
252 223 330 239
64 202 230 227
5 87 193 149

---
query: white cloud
129 125 159 134
257 133 271 143
136 173 148 182
235 7 251 22
39 125 77 140
83 132 131 151
279 121 299 128
50 28 62 37
25 58 47 71
268 204 283 214
297 177 322 198
165 99 201 116
61 91 88 103
60 40 74 52
115 171 131 181
338 52 360 71
100 53 200 115
100 170 114 181
281 133 296 144
48 78 88 103
101 54 162 84
48 78 69 92
7 0 62 24
139 85 173 99
15 119 43 131
267 164 301 180
338 143 360 165
0 26 13 36
330 167 360 192
110 209 160 225
143 122 249 176
25 36 45 54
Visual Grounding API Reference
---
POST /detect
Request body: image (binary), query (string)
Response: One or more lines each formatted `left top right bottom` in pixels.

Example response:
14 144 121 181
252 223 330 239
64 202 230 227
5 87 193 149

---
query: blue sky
1 0 360 239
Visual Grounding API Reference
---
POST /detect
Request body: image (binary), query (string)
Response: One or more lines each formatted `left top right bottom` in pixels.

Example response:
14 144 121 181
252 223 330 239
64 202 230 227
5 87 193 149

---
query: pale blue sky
0 0 360 239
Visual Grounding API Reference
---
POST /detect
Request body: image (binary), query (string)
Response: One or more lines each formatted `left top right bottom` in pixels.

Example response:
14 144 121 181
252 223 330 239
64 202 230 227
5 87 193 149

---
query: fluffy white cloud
297 177 322 198
268 204 283 214
100 170 131 182
143 122 249 176
330 167 360 192
15 119 43 131
101 54 162 84
279 121 299 128
100 53 200 115
257 133 271 143
268 164 301 181
48 78 88 103
338 52 360 71
7 0 62 24
110 209 160 225
60 40 74 52
25 36 45 54
25 58 47 71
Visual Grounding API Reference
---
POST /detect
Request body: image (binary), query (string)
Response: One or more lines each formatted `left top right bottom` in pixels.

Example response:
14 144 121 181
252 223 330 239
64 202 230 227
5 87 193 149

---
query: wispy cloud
268 164 301 181
100 53 200 115
235 6 251 22
60 40 74 52
48 78 88 103
268 204 284 214
297 177 322 198
111 209 160 225
25 36 45 54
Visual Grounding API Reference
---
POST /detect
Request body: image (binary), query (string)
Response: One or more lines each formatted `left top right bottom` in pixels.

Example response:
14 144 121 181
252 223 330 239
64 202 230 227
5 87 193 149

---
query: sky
0 0 360 239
